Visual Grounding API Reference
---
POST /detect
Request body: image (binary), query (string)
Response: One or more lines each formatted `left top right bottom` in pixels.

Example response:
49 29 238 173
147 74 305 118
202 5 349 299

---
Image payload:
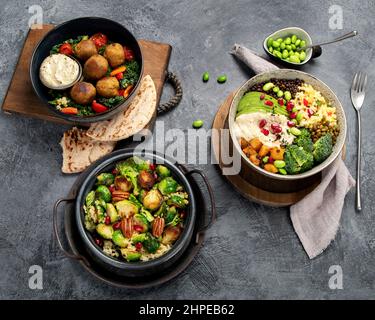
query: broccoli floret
284 145 314 174
294 128 314 152
313 134 333 164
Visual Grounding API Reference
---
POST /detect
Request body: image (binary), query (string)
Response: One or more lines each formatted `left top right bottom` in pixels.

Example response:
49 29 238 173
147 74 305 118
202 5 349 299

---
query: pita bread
86 75 157 141
60 127 116 174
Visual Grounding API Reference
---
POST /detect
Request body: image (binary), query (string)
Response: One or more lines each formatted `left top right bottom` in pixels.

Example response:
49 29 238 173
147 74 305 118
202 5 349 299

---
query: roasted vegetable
294 128 314 152
131 233 147 244
133 213 150 232
313 134 333 164
95 185 112 202
120 248 141 262
162 226 182 245
94 200 106 223
96 224 113 240
137 170 156 190
85 190 95 207
116 163 140 195
115 200 139 218
158 177 178 195
140 207 155 222
143 234 160 253
106 203 119 223
164 206 178 224
114 176 132 192
156 165 171 179
155 201 168 217
143 189 163 211
284 145 314 174
112 230 128 248
96 173 114 186
167 193 188 209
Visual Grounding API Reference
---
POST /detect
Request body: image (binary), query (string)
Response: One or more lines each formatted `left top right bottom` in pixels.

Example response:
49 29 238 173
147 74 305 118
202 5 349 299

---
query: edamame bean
291 35 297 43
217 75 227 83
285 37 291 45
279 168 287 175
296 112 303 122
277 90 284 98
284 91 292 101
263 82 274 91
202 72 209 82
289 50 294 56
295 39 301 46
293 51 300 59
192 119 204 128
289 55 300 63
267 37 274 48
291 44 296 50
282 49 289 59
262 156 269 163
276 37 283 43
268 46 273 53
290 127 301 136
299 51 306 61
286 45 292 51
292 107 298 113
275 51 282 59
280 42 286 50
273 86 280 93
300 40 306 47
274 160 286 169
272 41 280 48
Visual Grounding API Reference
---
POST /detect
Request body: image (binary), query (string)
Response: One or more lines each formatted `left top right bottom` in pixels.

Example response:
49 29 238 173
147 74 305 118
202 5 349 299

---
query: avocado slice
96 224 114 240
112 230 128 248
120 248 141 262
106 203 119 223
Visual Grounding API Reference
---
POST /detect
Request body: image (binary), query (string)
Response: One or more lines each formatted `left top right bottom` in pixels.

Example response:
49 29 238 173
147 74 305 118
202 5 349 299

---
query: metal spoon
297 30 358 51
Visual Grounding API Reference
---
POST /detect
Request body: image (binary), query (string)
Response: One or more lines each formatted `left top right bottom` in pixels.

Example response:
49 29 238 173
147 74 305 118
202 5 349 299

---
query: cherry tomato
59 43 73 55
123 46 135 60
92 100 108 113
118 89 125 96
90 33 108 48
115 72 124 80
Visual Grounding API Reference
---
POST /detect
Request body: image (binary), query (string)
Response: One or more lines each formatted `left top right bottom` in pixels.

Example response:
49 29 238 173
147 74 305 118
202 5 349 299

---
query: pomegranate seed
149 163 156 171
105 216 111 225
109 185 115 193
286 101 294 111
307 109 314 117
261 128 269 136
258 119 267 128
95 238 103 247
154 172 158 180
112 168 119 175
259 94 265 100
134 225 143 232
271 123 282 134
278 98 284 106
180 211 186 219
287 121 295 127
303 98 309 107
289 112 297 119
264 100 273 107
113 221 121 230
135 242 143 251
268 157 274 164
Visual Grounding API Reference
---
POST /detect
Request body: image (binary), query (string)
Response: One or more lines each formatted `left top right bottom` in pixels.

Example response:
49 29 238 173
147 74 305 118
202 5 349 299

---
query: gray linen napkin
231 44 356 259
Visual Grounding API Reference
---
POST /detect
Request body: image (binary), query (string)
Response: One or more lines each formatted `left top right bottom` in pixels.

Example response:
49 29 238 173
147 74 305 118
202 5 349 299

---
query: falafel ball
104 43 125 67
70 82 96 104
75 39 97 61
83 54 109 81
96 77 119 98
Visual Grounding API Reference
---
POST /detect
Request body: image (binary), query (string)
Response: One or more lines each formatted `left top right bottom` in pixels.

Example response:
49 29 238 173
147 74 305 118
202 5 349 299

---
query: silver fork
350 72 367 211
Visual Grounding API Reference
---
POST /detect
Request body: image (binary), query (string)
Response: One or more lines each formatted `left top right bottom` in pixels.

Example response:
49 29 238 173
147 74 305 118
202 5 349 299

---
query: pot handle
157 71 183 115
185 169 216 243
53 198 90 266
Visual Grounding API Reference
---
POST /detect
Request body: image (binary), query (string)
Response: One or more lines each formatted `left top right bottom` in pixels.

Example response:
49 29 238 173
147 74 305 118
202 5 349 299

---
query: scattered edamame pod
277 90 284 98
284 91 292 101
273 86 280 93
274 160 286 169
296 112 303 122
290 127 301 136
192 119 204 129
279 168 287 175
263 82 274 91
202 72 209 82
217 75 227 83
262 156 269 163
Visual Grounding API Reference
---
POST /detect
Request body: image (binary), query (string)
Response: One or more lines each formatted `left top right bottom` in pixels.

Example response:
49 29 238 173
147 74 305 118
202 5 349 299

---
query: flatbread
60 127 116 174
86 75 157 141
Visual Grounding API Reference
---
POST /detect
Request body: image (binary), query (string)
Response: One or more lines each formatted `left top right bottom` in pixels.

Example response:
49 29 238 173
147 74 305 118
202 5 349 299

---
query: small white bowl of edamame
263 27 318 66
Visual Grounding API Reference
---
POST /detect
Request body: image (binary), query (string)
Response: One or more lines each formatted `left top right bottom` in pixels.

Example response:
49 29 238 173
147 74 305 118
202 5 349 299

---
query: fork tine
352 72 359 91
361 73 368 92
357 72 363 92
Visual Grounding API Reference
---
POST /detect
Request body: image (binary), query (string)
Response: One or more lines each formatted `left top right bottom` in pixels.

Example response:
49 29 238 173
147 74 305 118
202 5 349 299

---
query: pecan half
112 190 130 202
121 217 134 239
152 217 165 238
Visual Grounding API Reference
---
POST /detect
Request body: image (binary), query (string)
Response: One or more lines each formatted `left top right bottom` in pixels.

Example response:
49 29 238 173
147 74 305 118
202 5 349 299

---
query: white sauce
39 53 79 88
234 112 295 148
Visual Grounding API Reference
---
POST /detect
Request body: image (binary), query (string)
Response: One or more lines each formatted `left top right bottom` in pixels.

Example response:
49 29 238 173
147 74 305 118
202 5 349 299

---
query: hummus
234 112 295 148
39 53 80 89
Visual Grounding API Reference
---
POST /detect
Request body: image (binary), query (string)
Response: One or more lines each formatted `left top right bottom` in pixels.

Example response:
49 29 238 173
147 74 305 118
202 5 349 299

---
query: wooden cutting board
1 24 171 125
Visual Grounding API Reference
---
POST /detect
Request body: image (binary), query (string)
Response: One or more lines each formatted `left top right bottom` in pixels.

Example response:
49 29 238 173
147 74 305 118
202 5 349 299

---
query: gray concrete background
0 0 374 299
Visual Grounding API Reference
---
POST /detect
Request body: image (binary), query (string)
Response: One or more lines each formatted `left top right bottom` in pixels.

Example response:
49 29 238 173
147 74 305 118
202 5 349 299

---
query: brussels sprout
85 191 95 207
96 224 113 240
128 194 142 208
143 189 163 211
116 164 140 196
155 201 168 217
94 200 106 223
131 233 147 244
165 206 178 224
143 234 160 253
140 208 155 222
95 185 112 202
158 177 178 195
156 165 171 179
133 213 149 232
112 230 128 248
84 213 96 232
162 226 182 245
120 248 141 261
96 173 114 186
114 176 132 192
115 200 139 218
167 193 188 209
138 189 148 203
106 203 119 223
138 170 156 190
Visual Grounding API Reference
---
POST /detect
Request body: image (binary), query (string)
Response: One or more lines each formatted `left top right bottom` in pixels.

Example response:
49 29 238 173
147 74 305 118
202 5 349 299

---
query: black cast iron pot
53 149 215 278
30 17 143 124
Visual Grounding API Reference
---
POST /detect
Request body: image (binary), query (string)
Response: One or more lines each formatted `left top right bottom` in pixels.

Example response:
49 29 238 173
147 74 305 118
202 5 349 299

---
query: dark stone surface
0 0 374 299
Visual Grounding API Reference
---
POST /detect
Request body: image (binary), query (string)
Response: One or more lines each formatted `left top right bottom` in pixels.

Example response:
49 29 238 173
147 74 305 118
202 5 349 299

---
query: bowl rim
228 69 347 180
263 26 313 66
30 16 144 123
74 149 197 270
